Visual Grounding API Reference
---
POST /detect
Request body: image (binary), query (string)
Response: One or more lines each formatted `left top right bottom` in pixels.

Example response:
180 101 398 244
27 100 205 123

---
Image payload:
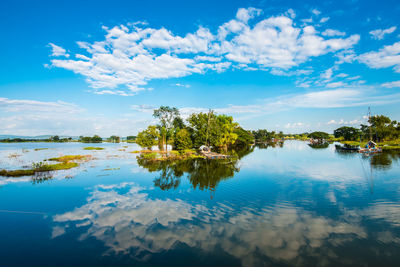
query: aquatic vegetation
8 153 21 158
102 167 120 171
83 147 104 150
34 148 48 151
48 155 92 162
0 161 78 177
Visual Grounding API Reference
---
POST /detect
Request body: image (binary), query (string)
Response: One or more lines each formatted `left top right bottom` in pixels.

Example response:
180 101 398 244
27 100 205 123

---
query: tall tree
153 106 179 153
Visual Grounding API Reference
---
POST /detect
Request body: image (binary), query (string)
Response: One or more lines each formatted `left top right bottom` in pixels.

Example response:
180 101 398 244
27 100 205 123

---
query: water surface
1 141 400 266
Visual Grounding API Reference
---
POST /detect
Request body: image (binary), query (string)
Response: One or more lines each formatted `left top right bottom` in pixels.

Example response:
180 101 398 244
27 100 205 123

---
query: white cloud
358 41 400 72
48 7 359 95
0 97 82 113
48 43 69 57
381 80 400 88
311 9 321 16
175 83 190 88
322 29 346 37
320 17 330 23
369 26 397 40
326 118 361 125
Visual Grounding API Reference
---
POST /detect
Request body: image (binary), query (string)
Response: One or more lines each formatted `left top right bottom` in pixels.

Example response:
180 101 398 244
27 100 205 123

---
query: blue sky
1 0 400 136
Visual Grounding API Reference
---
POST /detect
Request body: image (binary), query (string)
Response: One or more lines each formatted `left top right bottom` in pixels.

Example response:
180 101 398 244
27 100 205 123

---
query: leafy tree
136 126 160 150
52 135 60 142
127 136 136 141
368 115 396 141
187 112 212 148
308 131 330 140
153 106 180 152
108 135 120 143
173 129 193 150
233 127 254 147
80 135 102 143
333 126 361 141
214 115 238 152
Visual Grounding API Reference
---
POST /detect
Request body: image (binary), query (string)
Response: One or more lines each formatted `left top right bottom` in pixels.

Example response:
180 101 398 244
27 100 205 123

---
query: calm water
1 141 400 266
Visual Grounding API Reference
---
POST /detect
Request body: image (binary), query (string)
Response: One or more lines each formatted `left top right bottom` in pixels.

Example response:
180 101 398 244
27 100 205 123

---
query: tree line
334 115 400 142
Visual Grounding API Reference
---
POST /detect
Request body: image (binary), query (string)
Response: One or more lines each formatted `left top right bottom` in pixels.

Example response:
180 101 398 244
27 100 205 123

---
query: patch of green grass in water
83 147 104 150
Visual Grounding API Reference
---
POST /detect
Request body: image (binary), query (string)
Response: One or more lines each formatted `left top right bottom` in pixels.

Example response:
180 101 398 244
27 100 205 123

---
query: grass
102 167 120 171
137 149 204 162
1 154 92 177
83 147 104 150
340 140 400 151
0 162 79 177
48 155 91 162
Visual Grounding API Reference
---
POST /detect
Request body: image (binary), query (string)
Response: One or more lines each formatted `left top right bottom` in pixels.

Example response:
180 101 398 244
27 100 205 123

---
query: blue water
0 141 400 266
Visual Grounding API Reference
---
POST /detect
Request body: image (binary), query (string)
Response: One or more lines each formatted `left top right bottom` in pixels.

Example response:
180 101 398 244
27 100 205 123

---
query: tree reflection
369 152 400 170
308 143 329 149
138 147 253 192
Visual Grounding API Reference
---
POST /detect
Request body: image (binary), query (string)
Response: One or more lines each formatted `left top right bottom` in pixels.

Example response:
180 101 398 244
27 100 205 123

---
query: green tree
174 129 193 150
108 135 120 143
187 112 212 148
153 106 180 152
308 131 330 140
136 126 160 150
214 115 238 152
233 127 254 147
333 126 361 141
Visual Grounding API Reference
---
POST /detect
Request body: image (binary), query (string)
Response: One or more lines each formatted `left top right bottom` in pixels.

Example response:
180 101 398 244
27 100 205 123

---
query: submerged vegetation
83 147 104 150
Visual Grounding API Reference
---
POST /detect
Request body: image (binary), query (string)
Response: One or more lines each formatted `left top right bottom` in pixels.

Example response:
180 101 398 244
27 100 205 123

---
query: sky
1 0 400 136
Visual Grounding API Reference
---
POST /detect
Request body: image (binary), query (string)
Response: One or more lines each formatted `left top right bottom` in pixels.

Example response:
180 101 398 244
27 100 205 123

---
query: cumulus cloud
48 7 359 95
358 41 400 72
322 29 346 37
48 43 69 57
369 26 397 40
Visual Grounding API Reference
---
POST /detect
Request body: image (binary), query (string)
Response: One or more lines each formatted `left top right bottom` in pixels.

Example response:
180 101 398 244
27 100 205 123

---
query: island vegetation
0 155 91 177
134 106 254 161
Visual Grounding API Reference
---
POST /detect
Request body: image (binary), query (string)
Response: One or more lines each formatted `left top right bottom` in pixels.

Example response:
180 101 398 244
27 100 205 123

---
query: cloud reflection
52 182 367 266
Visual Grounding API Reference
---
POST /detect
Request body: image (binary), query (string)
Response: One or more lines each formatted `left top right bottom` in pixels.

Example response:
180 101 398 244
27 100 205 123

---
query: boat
358 107 382 154
358 141 382 154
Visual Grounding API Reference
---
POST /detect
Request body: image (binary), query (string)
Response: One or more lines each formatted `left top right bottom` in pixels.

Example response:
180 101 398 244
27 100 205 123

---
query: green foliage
234 127 254 147
83 147 104 150
252 129 277 142
174 129 193 150
108 135 120 143
334 126 361 141
308 131 330 140
136 125 160 150
153 106 180 151
80 135 102 143
0 161 79 177
365 115 399 141
214 115 238 151
187 112 239 151
126 136 136 141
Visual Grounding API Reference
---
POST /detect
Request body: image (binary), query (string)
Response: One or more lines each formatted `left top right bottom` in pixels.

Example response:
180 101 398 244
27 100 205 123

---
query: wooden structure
199 145 230 159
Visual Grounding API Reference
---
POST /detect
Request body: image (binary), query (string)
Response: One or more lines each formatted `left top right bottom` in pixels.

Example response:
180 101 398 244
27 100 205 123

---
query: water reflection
137 147 253 192
52 182 370 266
335 147 400 170
308 142 329 149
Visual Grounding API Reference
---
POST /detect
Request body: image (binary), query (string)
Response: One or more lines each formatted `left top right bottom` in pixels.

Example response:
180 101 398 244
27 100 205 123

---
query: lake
1 141 400 266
